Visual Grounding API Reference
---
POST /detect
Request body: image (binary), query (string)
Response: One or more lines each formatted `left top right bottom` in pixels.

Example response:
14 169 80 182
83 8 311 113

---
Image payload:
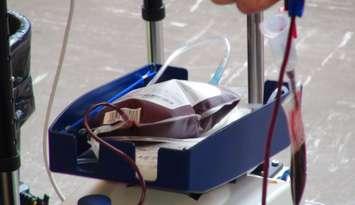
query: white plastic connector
260 12 297 70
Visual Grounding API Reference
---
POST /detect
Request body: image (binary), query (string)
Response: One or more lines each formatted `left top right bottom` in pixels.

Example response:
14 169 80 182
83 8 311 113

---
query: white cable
42 0 75 201
147 36 231 86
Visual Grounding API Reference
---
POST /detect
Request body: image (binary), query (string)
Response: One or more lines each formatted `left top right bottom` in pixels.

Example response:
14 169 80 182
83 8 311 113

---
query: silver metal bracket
247 12 265 105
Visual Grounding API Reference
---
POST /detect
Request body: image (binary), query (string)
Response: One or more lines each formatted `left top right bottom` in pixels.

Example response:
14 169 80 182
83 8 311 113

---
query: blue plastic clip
287 0 305 17
278 169 290 181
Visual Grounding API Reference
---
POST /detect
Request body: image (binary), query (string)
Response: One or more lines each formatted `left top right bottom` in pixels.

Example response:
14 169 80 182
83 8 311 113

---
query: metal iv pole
0 0 21 204
247 12 264 105
142 0 165 64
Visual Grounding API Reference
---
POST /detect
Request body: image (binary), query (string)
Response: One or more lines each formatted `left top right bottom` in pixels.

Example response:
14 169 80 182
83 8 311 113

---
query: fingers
211 0 280 14
211 0 235 5
236 0 280 13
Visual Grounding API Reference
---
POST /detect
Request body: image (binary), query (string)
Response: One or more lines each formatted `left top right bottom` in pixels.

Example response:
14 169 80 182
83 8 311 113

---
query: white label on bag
103 110 119 124
114 79 226 110
103 108 142 125
122 107 142 123
123 80 190 109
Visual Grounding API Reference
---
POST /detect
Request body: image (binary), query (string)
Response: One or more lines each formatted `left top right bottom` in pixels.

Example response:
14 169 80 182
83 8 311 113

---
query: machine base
63 174 291 205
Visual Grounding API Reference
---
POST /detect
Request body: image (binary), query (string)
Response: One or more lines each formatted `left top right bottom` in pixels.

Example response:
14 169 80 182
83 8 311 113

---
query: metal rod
142 0 165 65
0 0 20 204
0 172 20 205
247 12 264 105
146 20 164 64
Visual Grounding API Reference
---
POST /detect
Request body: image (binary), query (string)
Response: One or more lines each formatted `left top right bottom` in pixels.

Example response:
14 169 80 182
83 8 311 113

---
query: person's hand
212 0 279 13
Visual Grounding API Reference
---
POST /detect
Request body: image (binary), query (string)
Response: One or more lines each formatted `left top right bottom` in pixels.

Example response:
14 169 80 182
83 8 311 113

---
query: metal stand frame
144 7 265 104
143 0 165 64
0 0 20 204
146 21 164 64
247 12 264 105
143 0 266 105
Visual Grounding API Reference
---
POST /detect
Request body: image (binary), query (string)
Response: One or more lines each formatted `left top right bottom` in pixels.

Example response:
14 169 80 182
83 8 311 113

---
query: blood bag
282 88 306 205
91 79 240 139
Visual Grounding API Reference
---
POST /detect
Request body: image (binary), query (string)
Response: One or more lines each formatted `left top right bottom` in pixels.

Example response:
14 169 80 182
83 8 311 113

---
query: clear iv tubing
261 12 298 104
148 36 231 86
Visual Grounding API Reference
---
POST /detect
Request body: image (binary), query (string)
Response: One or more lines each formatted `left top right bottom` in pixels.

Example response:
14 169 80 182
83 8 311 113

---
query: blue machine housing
49 64 290 194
